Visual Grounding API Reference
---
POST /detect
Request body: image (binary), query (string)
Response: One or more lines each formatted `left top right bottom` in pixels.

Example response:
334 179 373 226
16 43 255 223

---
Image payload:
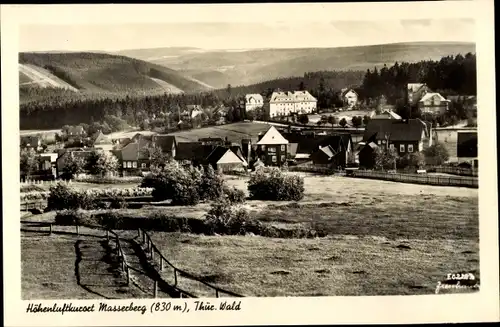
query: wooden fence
351 170 478 188
139 229 244 299
21 201 47 211
426 166 478 177
287 164 345 175
20 222 131 285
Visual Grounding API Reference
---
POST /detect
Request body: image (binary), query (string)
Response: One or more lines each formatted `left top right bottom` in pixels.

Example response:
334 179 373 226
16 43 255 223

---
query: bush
144 162 231 205
54 209 92 226
247 168 305 201
204 200 257 235
199 165 225 201
109 196 128 209
222 186 246 204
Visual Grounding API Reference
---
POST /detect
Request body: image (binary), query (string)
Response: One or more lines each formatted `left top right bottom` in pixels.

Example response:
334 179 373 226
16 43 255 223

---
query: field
21 173 479 297
167 122 274 142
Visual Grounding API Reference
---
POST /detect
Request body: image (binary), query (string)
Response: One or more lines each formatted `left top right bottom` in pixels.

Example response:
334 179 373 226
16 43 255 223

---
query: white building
245 94 264 112
269 90 317 117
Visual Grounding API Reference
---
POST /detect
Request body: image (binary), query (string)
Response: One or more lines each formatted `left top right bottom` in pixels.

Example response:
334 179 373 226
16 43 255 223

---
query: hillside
117 42 476 89
19 52 213 103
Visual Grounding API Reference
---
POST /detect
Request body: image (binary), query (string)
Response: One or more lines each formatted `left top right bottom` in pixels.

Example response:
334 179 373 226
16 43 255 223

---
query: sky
19 19 475 52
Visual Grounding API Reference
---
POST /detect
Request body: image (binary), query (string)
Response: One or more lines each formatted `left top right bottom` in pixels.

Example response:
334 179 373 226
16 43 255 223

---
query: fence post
174 269 178 286
154 280 158 298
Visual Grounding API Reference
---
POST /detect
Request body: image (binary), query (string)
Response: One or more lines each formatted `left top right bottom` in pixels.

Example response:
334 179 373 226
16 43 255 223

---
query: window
408 144 414 153
141 163 147 168
377 140 381 145
281 155 285 162
127 161 132 168
261 145 266 151
268 147 276 153
400 144 405 153
280 145 285 151
272 156 277 163
389 144 395 150
123 162 127 168
382 140 386 144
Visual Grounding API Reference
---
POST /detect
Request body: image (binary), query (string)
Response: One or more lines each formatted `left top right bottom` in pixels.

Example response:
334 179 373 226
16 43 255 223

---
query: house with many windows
245 94 264 112
255 126 289 167
269 90 317 117
418 93 450 116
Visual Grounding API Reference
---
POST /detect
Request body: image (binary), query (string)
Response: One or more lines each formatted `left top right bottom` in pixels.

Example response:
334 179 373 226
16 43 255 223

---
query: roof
363 119 428 142
457 132 477 158
316 145 336 159
256 126 289 145
175 142 215 162
92 131 111 145
152 135 177 152
408 83 426 93
270 90 317 103
21 135 40 147
39 153 58 162
341 89 358 97
245 94 264 103
282 133 351 154
419 92 450 103
207 146 247 166
119 139 152 161
67 126 85 134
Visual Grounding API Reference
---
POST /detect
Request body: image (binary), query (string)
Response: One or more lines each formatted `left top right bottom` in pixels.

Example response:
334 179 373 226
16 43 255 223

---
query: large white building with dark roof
269 90 317 117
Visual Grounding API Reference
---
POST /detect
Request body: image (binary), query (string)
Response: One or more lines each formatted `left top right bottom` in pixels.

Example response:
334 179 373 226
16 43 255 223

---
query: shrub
109 196 128 209
47 183 97 210
222 185 246 204
54 209 92 225
204 199 257 235
247 168 305 201
199 165 225 201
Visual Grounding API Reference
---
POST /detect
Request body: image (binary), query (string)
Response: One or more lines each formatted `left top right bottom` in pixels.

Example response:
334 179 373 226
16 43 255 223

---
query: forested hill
19 52 213 104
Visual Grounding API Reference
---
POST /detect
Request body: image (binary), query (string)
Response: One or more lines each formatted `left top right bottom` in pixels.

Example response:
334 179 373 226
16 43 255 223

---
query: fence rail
139 229 244 299
351 170 478 188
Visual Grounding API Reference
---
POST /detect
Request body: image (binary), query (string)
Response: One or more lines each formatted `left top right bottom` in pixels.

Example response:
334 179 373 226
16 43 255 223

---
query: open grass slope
118 42 476 88
19 52 213 102
167 121 274 143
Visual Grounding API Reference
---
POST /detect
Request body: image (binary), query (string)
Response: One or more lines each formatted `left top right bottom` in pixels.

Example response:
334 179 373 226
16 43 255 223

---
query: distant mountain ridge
116 42 476 88
19 51 213 103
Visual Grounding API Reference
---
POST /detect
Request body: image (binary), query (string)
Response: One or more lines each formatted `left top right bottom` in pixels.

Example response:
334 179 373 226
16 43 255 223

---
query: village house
91 131 114 151
418 92 450 116
20 135 43 152
283 132 354 168
55 149 94 178
269 90 317 117
340 88 359 109
255 126 289 167
407 83 431 106
360 119 432 168
175 142 247 172
245 94 264 112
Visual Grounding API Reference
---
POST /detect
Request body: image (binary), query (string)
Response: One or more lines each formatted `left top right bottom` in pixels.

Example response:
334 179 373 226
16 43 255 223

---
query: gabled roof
341 89 358 97
270 90 317 103
407 83 427 93
419 92 450 103
256 126 289 145
206 146 247 167
175 142 214 162
363 119 428 142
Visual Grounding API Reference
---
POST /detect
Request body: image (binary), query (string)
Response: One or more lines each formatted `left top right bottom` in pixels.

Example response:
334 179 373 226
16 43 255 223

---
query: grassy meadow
21 172 479 297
